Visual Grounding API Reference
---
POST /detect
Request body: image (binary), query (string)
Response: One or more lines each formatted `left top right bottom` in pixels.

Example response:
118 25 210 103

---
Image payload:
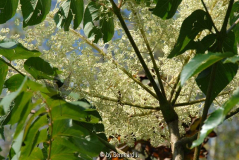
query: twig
129 3 166 98
221 0 235 34
227 17 239 33
170 56 190 103
109 0 164 103
128 110 158 117
0 58 25 76
81 90 160 110
171 85 182 106
118 0 123 8
44 101 53 160
201 0 219 33
226 107 239 119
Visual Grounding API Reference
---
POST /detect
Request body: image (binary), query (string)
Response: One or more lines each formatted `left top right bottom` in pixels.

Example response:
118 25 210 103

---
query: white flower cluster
5 0 239 147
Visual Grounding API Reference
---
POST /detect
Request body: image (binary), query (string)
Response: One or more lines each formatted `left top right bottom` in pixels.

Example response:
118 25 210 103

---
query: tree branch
129 3 166 98
81 90 160 110
0 58 25 76
109 0 164 103
227 17 239 33
221 0 235 34
226 107 239 119
201 0 219 33
118 0 123 8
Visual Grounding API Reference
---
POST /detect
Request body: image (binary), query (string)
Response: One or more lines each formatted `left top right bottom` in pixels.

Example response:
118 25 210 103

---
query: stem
227 17 239 33
201 0 219 33
82 90 160 110
171 85 182 106
174 90 231 107
109 0 164 103
170 56 190 103
128 110 157 117
45 102 53 160
226 107 239 119
118 0 123 8
0 58 25 76
221 0 234 34
193 64 217 160
129 3 166 98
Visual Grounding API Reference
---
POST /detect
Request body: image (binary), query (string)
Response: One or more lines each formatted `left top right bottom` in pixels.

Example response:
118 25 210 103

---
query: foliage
0 39 108 159
0 0 239 160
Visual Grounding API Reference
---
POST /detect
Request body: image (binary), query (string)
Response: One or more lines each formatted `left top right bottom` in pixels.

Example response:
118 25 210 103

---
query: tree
0 0 239 160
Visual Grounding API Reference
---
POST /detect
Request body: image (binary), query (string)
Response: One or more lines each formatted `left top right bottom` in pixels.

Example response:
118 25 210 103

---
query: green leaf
83 2 114 43
0 77 27 114
100 11 114 43
229 1 239 44
47 98 101 123
24 57 55 80
168 10 213 58
0 39 41 61
0 59 8 93
12 130 24 159
54 0 84 31
83 2 102 43
224 55 239 64
181 52 234 86
71 0 84 30
14 100 42 139
223 31 237 54
152 0 182 19
52 119 89 138
191 88 239 148
20 0 51 27
23 107 47 140
21 115 48 157
4 74 25 92
0 0 18 24
196 61 238 104
195 34 217 53
50 137 81 160
21 147 44 160
71 135 106 159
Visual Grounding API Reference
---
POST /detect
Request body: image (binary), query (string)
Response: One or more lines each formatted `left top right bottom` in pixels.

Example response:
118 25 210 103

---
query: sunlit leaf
0 59 8 93
191 88 239 148
229 1 239 44
181 52 234 86
168 10 213 58
0 77 27 114
24 57 55 80
224 55 239 64
54 0 84 31
153 0 182 19
4 74 25 92
0 0 18 24
0 39 41 61
20 0 51 27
